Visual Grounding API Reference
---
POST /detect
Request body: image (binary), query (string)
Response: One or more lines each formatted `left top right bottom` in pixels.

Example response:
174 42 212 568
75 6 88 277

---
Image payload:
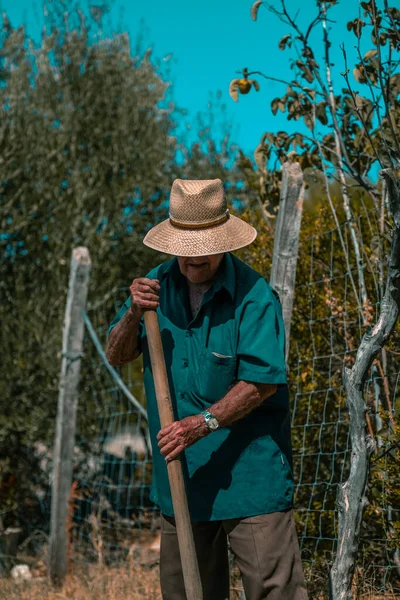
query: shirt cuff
237 365 287 385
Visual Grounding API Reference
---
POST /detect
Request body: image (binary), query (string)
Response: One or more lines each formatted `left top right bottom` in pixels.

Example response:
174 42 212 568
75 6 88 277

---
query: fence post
49 247 91 583
270 160 305 361
329 170 400 599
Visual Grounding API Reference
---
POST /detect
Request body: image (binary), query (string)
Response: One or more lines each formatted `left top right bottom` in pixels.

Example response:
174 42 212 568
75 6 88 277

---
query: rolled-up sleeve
107 296 144 355
236 288 287 385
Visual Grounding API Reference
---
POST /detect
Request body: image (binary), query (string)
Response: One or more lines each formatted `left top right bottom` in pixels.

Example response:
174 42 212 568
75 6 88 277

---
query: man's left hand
157 415 209 462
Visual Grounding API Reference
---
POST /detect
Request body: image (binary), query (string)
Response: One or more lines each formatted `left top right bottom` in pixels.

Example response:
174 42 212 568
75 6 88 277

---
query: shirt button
186 330 193 337
182 359 188 368
179 392 185 399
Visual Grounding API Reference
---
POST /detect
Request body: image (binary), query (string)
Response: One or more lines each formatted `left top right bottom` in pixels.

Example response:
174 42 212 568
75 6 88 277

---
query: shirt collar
213 252 235 300
162 253 235 301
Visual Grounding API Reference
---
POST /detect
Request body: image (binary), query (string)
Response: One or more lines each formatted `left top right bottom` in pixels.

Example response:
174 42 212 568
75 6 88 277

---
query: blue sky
1 0 369 155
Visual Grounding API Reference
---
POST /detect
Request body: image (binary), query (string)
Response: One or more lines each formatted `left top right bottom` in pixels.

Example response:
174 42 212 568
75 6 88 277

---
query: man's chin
186 272 211 284
187 276 207 284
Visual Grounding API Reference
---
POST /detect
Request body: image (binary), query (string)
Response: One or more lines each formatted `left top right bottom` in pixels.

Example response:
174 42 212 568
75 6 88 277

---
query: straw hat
143 179 257 257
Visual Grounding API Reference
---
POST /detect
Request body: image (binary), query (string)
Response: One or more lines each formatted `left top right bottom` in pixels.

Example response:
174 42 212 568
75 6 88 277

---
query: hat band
169 210 229 230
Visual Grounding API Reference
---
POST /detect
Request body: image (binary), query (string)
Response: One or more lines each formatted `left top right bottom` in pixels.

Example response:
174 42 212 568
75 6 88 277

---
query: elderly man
106 179 308 600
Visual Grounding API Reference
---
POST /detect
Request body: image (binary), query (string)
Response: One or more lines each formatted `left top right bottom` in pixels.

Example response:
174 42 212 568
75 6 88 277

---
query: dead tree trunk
329 170 400 599
49 247 91 584
270 160 305 360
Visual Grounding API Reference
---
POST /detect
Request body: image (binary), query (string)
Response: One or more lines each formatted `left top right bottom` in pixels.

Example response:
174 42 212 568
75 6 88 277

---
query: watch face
208 417 219 430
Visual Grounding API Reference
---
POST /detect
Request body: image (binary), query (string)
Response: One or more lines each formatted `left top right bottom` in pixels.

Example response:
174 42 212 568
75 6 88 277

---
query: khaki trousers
160 509 308 600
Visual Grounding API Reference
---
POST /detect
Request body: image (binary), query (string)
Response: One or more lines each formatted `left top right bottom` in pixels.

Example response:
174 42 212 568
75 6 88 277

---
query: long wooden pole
143 310 203 600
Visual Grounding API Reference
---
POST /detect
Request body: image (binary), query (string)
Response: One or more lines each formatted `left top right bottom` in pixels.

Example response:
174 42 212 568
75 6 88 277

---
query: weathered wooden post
329 170 400 599
270 160 305 360
0 527 22 575
49 247 91 583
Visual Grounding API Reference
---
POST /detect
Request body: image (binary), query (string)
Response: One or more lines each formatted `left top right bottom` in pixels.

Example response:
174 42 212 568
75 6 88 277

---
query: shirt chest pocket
196 349 237 403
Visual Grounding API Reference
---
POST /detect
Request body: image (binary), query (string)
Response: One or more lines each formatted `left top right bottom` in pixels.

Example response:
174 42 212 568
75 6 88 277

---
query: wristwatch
202 410 220 432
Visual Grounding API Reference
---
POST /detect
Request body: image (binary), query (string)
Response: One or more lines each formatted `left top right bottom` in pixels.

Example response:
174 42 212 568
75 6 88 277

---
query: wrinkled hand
157 415 209 462
129 277 160 317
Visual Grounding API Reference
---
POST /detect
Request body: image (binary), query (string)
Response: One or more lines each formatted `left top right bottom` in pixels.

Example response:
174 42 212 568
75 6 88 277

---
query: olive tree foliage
239 0 400 178
1 6 172 423
0 2 245 527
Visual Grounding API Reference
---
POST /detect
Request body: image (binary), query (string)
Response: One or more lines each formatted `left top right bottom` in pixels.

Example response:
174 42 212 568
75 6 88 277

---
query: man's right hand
129 278 160 316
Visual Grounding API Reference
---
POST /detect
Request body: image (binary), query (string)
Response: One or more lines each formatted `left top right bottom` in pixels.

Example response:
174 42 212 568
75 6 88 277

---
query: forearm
208 380 277 428
106 308 142 366
157 380 278 461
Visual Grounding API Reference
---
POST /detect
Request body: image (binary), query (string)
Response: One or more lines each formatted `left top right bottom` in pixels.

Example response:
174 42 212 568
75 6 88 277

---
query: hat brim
143 214 257 257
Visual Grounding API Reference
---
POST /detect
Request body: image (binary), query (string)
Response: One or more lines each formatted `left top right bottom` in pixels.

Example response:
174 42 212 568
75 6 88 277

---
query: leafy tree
234 0 400 319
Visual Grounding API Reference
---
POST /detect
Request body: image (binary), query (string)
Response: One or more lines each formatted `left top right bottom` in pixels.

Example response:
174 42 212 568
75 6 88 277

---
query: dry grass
1 547 398 600
1 563 399 600
0 562 162 600
302 563 400 600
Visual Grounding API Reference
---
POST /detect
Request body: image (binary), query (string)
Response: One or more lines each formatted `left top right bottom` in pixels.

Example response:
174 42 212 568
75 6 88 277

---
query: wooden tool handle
143 310 203 600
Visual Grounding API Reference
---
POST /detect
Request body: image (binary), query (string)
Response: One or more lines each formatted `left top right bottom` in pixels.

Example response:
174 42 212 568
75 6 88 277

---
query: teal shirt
108 252 294 521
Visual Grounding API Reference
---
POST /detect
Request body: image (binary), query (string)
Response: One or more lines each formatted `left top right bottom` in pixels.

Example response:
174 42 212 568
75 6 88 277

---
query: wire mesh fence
68 301 156 565
65 203 399 593
289 204 400 591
